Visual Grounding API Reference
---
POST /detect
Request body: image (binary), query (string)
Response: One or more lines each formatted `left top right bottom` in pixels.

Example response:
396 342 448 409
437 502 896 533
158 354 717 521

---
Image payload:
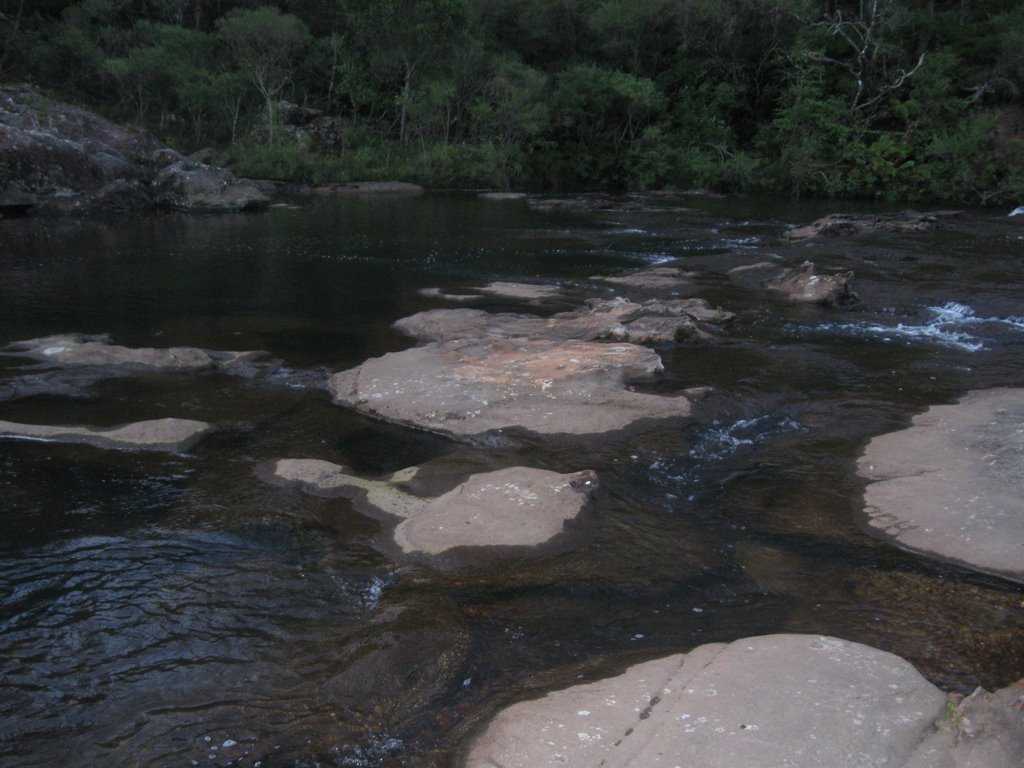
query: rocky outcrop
0 418 212 452
0 84 268 214
260 459 596 562
730 261 859 307
328 338 696 441
151 159 269 212
858 388 1024 584
784 210 960 241
396 297 731 346
464 634 1024 768
478 192 527 201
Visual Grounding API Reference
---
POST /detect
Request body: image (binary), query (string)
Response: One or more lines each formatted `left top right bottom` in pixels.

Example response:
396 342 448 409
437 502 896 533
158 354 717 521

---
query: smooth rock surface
328 338 694 440
0 418 212 451
395 297 731 346
464 634 959 768
1 333 260 372
592 266 698 293
262 460 596 558
730 261 858 306
858 388 1024 583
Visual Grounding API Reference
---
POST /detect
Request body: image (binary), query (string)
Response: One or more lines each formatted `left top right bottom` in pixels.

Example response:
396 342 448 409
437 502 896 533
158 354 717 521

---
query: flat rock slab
730 261 858 306
1 333 257 372
396 298 731 346
261 460 596 559
328 338 694 440
784 210 960 241
419 281 563 304
464 634 1000 768
858 388 1024 583
0 417 212 451
592 266 699 293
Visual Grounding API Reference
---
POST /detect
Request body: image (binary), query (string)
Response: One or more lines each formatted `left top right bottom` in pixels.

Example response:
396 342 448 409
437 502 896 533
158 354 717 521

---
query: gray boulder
151 159 269 212
464 634 1024 768
858 388 1024 584
730 261 858 307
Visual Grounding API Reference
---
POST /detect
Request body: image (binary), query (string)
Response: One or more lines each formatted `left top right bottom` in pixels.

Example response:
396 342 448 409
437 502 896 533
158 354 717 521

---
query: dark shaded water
1 193 1023 767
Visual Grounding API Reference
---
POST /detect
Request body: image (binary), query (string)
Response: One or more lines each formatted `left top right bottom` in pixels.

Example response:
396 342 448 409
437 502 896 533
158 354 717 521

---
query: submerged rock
465 633 1024 768
858 388 1024 584
784 210 960 241
0 417 211 452
328 338 696 441
730 261 858 307
261 459 596 561
396 297 731 346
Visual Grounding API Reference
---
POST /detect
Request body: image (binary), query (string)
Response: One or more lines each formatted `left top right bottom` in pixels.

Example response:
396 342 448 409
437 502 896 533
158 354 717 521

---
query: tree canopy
2 0 1022 202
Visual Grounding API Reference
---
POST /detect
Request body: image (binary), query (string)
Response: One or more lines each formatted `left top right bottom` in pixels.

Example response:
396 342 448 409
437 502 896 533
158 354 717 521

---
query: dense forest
1 0 1022 202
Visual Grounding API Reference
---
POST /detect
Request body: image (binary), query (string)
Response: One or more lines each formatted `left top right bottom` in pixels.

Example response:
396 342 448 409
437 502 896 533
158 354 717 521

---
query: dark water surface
2 193 1023 767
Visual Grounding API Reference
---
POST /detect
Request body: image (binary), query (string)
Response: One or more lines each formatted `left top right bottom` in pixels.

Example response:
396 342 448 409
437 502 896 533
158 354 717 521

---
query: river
1 193 1023 767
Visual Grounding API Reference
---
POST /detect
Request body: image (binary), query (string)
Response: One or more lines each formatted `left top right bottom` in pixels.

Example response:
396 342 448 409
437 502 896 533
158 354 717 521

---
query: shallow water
1 193 1023 767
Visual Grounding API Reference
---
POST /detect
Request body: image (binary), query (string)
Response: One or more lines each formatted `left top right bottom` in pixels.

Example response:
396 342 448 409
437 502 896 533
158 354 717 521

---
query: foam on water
649 414 804 491
801 302 1024 351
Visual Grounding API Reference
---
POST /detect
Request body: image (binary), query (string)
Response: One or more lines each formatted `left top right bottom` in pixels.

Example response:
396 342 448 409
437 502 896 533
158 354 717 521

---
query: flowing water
1 193 1023 767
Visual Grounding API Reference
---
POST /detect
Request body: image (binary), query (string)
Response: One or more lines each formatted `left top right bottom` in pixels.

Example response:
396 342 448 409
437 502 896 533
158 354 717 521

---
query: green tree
216 5 311 143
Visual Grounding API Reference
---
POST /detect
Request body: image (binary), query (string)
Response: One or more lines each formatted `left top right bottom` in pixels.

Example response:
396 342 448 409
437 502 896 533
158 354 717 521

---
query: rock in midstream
419 281 564 304
463 633 1024 768
260 459 596 561
395 297 732 346
0 333 278 400
783 210 961 241
858 388 1024 584
328 337 697 440
729 261 859 307
0 417 212 452
591 266 700 294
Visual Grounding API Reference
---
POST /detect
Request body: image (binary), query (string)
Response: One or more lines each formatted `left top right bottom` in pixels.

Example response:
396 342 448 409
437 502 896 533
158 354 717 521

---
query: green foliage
5 0 1024 201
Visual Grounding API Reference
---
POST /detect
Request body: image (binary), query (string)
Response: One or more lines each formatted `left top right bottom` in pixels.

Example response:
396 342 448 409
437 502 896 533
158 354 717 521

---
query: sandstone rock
478 192 528 201
730 261 858 306
592 266 699 293
328 338 695 441
464 634 1007 768
858 388 1024 584
261 459 597 560
418 281 562 304
784 210 961 241
0 334 274 400
395 297 731 346
151 159 269 212
0 417 212 452
3 333 225 371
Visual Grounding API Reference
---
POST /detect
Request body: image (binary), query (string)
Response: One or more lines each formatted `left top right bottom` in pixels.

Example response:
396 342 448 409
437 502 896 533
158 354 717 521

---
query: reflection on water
1 193 1023 767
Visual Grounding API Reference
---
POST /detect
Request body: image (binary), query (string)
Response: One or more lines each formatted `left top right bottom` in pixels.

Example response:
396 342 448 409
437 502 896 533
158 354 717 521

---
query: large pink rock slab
858 388 1024 583
328 338 695 440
